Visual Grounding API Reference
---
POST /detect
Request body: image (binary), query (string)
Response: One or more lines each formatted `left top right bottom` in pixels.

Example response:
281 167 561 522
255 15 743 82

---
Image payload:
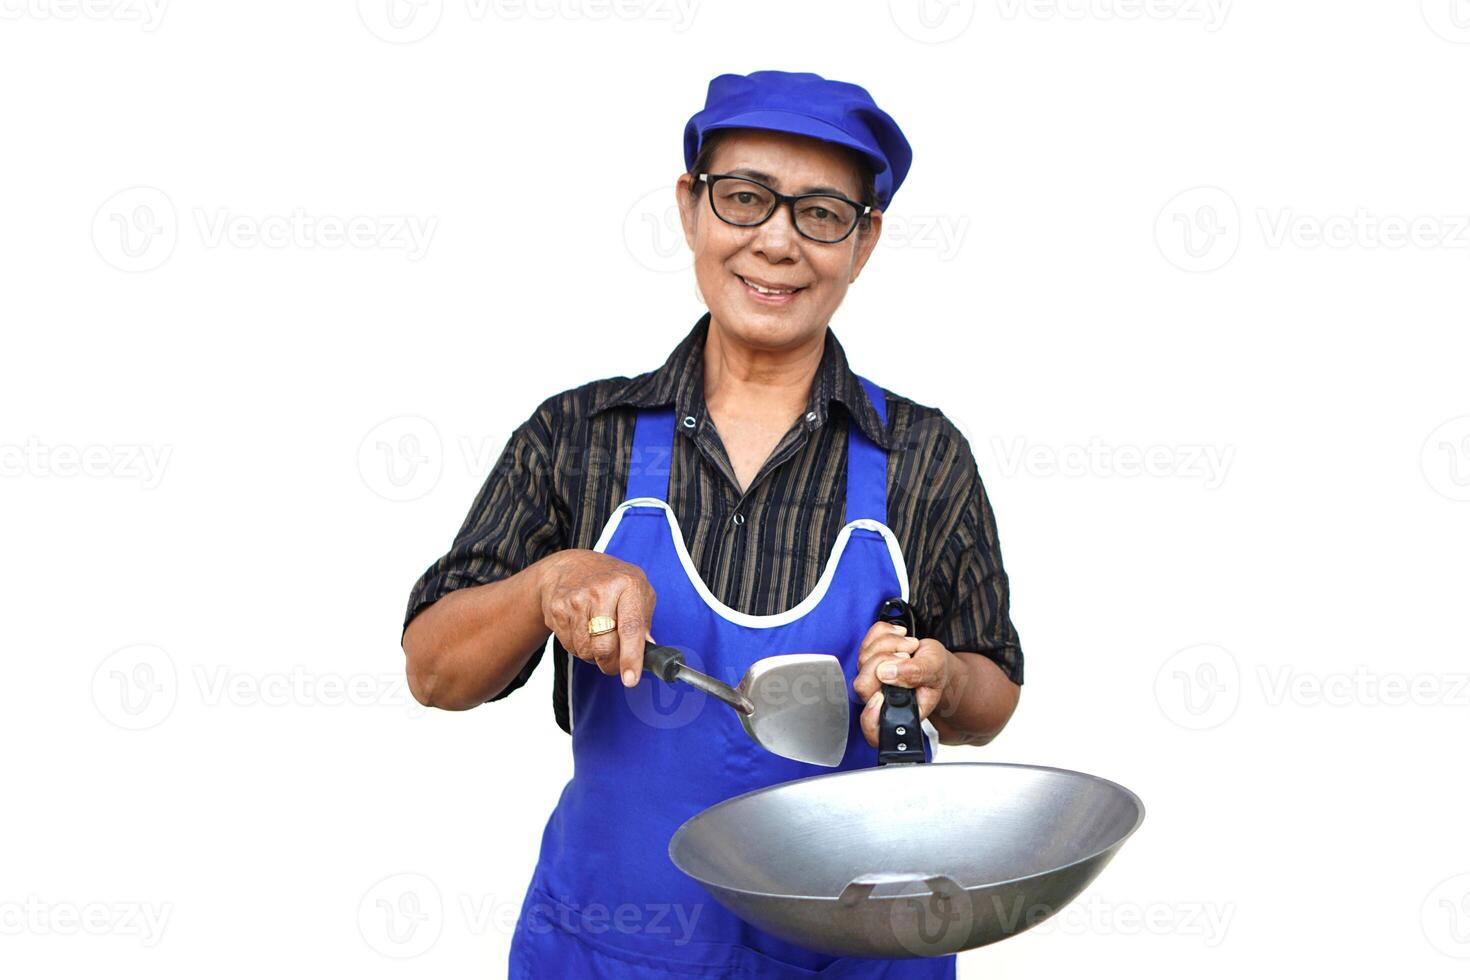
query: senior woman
402 70 1024 978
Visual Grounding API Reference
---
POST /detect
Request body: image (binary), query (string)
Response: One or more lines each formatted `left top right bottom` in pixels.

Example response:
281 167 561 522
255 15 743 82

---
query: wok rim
667 761 1146 903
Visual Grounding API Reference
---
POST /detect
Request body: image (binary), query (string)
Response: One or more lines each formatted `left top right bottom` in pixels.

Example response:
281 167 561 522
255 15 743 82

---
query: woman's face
677 128 883 351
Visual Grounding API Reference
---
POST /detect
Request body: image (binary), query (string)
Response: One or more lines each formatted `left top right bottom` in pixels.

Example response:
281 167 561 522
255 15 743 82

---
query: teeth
741 276 797 295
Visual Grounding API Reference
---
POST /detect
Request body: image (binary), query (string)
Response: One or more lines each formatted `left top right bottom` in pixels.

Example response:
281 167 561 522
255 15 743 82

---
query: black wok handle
641 642 755 715
875 598 927 766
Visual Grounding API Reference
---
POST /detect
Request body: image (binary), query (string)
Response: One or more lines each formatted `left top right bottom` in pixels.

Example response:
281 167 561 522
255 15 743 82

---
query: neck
702 317 825 422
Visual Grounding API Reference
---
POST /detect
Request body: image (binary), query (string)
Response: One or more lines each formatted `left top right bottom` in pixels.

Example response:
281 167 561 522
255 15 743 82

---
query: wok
667 598 1145 959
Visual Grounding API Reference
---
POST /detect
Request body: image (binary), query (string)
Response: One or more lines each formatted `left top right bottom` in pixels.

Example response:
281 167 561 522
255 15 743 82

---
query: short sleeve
925 462 1025 686
402 402 567 701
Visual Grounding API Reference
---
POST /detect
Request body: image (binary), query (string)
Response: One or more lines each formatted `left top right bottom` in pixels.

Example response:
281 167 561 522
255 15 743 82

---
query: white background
3 1 1468 976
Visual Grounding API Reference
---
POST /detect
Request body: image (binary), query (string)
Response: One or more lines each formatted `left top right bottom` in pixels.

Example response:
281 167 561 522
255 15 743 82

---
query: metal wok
666 599 1145 960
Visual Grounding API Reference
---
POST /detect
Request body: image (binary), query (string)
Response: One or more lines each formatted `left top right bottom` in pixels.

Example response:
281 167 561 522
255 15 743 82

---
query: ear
848 209 884 283
676 172 701 249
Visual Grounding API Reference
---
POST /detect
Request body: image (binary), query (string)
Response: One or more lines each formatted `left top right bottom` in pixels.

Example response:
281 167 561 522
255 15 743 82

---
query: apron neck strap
845 375 888 525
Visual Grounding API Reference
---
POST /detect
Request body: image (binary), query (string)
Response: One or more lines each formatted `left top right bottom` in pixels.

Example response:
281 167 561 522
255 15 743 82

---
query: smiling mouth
736 274 806 297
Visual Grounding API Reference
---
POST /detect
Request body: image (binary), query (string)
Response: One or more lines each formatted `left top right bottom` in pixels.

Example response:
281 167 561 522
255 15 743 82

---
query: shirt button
731 513 745 526
682 416 697 429
804 411 818 423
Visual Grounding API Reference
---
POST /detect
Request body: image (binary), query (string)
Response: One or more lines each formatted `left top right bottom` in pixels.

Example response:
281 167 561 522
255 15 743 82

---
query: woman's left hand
853 620 952 748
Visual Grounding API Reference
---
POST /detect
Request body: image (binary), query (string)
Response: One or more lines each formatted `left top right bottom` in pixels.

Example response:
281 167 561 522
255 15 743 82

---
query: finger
615 585 654 688
858 620 906 660
859 689 883 747
874 651 941 689
585 595 623 676
858 636 920 674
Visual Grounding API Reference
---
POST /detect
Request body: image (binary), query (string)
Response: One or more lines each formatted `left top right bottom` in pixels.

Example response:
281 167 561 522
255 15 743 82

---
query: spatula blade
738 654 849 767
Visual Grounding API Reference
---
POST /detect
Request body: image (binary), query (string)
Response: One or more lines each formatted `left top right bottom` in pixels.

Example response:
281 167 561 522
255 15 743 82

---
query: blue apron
509 376 956 978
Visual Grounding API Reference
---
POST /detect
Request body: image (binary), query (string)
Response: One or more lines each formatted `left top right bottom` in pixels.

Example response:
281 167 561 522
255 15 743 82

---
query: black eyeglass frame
695 172 873 244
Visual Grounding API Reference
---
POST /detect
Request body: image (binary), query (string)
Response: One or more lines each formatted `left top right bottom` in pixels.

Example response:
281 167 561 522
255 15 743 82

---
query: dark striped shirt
404 312 1023 734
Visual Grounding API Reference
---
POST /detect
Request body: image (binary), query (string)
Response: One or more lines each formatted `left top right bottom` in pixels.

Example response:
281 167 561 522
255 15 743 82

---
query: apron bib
509 376 954 978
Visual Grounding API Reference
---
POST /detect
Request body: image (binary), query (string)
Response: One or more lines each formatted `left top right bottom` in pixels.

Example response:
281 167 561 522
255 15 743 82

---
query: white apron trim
592 497 910 626
570 496 912 734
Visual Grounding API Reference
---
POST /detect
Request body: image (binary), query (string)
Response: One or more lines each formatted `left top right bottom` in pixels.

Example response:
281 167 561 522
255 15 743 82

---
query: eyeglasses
696 172 872 244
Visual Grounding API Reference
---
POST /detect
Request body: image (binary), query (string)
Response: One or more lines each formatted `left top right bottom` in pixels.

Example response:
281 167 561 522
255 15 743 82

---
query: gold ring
587 615 617 637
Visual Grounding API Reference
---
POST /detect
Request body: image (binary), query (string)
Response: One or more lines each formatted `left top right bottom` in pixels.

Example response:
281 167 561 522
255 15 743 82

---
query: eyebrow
723 167 856 199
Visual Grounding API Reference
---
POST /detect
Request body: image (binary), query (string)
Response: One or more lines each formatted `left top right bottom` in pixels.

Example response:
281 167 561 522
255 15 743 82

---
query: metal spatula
642 643 850 767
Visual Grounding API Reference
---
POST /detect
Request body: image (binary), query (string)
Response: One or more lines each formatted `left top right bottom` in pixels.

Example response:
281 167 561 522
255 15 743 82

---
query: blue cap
684 70 912 212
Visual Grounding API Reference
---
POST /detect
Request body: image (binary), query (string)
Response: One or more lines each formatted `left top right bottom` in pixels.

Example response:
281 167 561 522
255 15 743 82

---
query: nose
748 202 801 262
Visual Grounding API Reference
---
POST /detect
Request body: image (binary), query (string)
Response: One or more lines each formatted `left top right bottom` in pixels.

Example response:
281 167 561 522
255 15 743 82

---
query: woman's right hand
539 550 658 688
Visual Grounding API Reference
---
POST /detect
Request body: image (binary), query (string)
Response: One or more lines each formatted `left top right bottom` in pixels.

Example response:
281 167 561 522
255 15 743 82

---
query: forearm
402 552 564 710
929 650 1021 747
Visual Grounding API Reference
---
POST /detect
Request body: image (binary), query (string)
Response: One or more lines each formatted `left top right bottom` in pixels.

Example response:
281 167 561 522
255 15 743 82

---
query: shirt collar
589 311 891 450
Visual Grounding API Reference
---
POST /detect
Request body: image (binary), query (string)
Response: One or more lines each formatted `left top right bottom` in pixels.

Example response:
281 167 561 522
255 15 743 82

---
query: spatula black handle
640 642 755 715
876 597 927 766
642 643 686 682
